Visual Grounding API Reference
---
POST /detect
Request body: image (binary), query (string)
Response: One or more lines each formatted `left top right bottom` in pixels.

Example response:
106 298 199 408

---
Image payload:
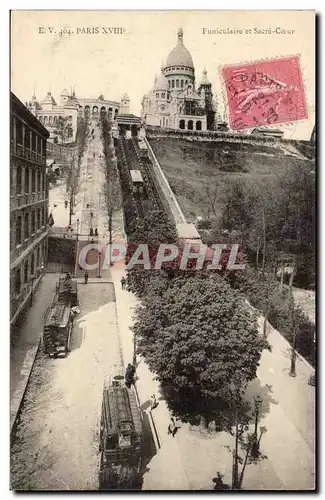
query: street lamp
97 250 102 278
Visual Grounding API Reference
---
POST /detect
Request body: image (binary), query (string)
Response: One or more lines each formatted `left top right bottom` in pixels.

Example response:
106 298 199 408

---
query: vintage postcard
10 10 315 491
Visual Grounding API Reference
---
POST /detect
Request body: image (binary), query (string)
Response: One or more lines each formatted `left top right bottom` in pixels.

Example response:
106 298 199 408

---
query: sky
11 10 315 139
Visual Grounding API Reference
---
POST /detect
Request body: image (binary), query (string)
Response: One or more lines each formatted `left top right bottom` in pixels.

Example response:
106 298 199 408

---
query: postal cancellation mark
222 56 308 130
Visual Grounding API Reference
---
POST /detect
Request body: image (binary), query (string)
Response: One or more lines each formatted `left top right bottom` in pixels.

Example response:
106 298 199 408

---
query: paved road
11 283 120 491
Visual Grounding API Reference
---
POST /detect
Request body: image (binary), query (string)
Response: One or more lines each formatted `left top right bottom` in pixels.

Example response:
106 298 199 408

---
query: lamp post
76 218 80 242
97 250 102 278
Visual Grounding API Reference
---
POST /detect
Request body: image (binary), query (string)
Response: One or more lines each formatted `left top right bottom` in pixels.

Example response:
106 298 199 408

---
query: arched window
172 80 175 88
68 115 72 121
188 120 194 130
181 80 184 88
92 106 98 114
16 215 22 245
156 93 159 99
196 121 202 131
168 80 171 87
176 80 179 88
24 212 29 240
24 167 29 193
108 107 112 118
38 116 43 124
114 109 118 118
85 106 90 115
49 116 53 126
179 120 185 130
185 80 188 85
161 93 165 99
43 116 48 125
53 116 58 124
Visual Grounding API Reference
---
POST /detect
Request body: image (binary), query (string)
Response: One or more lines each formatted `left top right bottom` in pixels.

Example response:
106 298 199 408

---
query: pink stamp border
221 55 308 131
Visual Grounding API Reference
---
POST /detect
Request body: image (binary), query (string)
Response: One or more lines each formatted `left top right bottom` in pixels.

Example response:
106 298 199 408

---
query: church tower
198 69 215 130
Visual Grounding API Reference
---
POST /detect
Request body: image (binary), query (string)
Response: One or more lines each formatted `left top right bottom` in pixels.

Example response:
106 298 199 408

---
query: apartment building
10 92 50 325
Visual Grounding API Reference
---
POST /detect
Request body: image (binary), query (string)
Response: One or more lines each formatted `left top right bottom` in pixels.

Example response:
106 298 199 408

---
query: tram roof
130 170 143 183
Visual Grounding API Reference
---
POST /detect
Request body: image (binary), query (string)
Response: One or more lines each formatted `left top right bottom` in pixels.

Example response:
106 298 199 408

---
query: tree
133 275 268 426
53 116 73 145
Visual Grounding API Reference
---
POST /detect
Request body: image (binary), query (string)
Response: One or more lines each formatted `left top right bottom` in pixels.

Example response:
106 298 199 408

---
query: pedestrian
94 228 98 236
150 394 158 411
90 227 94 236
125 363 135 388
121 276 126 290
84 271 88 284
167 418 177 437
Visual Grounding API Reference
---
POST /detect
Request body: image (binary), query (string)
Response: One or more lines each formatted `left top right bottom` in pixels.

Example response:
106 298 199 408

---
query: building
26 90 127 143
141 28 217 132
10 92 50 325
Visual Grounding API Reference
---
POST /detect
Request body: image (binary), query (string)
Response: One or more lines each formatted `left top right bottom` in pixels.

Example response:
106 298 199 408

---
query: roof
130 170 143 183
165 28 194 69
103 386 142 437
121 93 130 101
45 304 71 327
42 91 57 106
10 92 50 138
200 68 210 86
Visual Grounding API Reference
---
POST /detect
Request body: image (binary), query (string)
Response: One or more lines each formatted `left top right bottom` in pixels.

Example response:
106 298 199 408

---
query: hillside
148 137 307 223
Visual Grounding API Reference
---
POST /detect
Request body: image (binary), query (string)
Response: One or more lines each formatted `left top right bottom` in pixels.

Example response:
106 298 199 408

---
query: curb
147 410 161 451
10 335 41 435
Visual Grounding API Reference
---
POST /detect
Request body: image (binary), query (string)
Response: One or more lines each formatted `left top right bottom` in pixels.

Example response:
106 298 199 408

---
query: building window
156 93 159 98
31 211 36 234
17 166 22 194
49 116 53 126
32 169 36 192
188 120 194 130
176 80 179 88
168 80 171 87
32 132 36 152
24 212 29 240
172 80 175 88
24 128 30 149
31 253 35 276
16 119 23 145
16 215 22 245
15 268 21 295
24 260 28 283
196 121 202 131
37 170 41 192
179 120 185 130
24 167 29 193
161 93 165 99
181 80 184 88
185 80 188 85
37 135 42 154
54 116 58 124
37 208 41 229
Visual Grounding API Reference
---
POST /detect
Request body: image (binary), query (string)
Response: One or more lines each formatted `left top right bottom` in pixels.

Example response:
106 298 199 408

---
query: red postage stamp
222 56 308 130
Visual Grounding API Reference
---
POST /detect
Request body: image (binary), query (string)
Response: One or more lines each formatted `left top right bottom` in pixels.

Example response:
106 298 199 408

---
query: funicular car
99 375 143 490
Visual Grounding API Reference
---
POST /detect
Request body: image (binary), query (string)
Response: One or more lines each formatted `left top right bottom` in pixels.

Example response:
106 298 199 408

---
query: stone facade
141 28 216 131
10 92 50 325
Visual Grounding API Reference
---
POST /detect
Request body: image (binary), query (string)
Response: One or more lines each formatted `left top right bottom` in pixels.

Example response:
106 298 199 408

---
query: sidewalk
10 273 61 430
111 262 315 491
111 262 190 490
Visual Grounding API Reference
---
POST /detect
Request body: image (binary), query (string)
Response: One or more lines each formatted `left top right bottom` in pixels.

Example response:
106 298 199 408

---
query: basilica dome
165 28 194 69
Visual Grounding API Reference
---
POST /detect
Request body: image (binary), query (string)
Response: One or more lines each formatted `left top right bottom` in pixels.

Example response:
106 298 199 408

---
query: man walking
84 271 89 284
121 276 126 290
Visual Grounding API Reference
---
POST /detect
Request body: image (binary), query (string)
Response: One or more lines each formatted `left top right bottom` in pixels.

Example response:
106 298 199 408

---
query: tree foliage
133 275 268 424
53 116 73 145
